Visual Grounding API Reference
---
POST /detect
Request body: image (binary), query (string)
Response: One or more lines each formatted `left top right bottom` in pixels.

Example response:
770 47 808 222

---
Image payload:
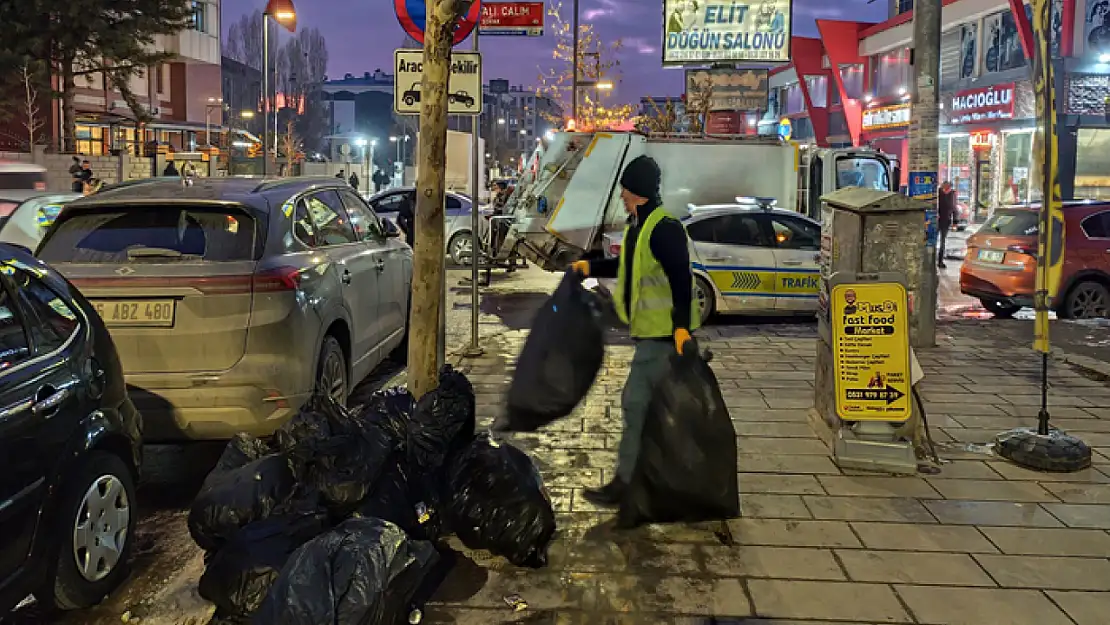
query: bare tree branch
20 62 46 149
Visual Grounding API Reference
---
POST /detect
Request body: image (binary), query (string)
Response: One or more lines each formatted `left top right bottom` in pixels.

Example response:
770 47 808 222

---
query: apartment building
67 0 223 155
481 81 561 164
764 0 1108 216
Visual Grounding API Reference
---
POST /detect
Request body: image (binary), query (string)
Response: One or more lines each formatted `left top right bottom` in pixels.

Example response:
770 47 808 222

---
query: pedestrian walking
396 192 416 246
568 155 700 506
373 168 388 193
72 159 93 193
68 156 81 177
348 172 360 191
336 169 345 180
163 161 179 176
938 181 955 269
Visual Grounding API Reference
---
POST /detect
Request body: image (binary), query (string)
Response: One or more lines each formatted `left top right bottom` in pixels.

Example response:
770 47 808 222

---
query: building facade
768 0 1105 216
65 0 223 155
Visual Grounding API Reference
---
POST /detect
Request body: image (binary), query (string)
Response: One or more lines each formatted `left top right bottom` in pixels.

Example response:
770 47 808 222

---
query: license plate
978 249 1005 263
92 300 176 327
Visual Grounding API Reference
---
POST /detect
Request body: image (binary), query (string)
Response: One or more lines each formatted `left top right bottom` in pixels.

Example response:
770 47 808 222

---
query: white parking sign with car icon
393 49 483 116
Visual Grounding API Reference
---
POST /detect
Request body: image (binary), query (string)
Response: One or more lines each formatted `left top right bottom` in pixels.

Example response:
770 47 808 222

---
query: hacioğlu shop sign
948 83 1015 124
663 0 793 65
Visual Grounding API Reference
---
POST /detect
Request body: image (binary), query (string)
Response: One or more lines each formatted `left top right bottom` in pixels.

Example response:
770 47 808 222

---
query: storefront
937 81 1037 220
860 100 911 189
1060 72 1110 201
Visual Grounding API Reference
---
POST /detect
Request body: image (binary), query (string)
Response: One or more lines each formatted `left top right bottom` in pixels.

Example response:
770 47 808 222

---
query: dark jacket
938 187 956 227
590 201 693 333
397 195 416 245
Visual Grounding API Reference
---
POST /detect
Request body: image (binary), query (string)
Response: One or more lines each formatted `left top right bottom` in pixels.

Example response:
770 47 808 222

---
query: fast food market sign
663 0 793 66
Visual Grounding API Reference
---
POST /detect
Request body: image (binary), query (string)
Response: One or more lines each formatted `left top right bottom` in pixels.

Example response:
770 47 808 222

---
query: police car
598 198 821 324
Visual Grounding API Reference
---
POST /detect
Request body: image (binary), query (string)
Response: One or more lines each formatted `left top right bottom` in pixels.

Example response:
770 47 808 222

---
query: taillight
1007 244 1037 258
251 267 302 293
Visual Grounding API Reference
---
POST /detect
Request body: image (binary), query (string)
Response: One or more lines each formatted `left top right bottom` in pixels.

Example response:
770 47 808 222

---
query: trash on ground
251 517 439 625
503 272 605 432
618 348 741 528
198 511 329 620
188 452 297 552
445 433 556 568
503 594 528 612
187 371 556 622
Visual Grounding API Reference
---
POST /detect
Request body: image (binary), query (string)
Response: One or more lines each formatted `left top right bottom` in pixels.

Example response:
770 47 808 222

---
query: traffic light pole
907 0 940 349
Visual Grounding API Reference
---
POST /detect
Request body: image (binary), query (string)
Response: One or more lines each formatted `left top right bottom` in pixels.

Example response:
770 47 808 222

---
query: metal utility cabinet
814 188 929 473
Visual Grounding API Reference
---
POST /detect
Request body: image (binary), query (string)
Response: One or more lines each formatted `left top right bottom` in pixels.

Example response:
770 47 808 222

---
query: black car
448 90 475 107
0 243 142 614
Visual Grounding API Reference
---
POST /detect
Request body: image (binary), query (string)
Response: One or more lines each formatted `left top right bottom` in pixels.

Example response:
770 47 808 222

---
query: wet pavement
8 262 1110 625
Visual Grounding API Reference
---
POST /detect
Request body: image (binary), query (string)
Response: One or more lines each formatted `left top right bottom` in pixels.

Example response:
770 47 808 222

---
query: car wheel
695 275 716 325
1064 281 1110 319
449 231 472 266
40 452 136 610
316 335 348 405
980 298 1021 318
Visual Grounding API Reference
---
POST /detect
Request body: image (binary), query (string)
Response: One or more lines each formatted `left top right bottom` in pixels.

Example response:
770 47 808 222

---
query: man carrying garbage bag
570 154 700 506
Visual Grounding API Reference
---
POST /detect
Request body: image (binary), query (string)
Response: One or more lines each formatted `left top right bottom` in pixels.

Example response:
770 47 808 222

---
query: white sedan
597 203 822 324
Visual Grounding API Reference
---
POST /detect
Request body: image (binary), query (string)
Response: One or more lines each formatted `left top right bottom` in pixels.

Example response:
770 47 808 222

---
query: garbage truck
494 131 897 271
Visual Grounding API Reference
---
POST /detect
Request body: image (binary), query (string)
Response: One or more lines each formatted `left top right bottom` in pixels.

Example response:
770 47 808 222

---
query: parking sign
393 49 483 116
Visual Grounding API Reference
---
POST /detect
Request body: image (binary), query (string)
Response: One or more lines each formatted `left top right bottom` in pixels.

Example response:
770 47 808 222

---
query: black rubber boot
582 479 626 507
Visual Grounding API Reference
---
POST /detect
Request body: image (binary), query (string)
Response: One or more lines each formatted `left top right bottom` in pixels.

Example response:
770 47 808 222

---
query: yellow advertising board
831 282 912 422
1031 0 1066 354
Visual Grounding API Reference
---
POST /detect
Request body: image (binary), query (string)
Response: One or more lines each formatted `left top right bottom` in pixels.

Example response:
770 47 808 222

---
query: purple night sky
222 0 887 101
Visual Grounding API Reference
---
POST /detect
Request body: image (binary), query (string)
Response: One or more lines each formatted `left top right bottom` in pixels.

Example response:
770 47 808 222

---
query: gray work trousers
616 339 674 483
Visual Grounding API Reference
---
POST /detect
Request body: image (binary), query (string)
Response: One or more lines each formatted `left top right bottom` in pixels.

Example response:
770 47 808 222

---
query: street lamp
262 0 298 175
497 118 506 125
205 97 223 147
596 80 614 91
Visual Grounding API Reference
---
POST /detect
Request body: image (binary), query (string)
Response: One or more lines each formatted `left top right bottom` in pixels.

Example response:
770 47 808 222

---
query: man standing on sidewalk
937 181 955 269
570 155 701 506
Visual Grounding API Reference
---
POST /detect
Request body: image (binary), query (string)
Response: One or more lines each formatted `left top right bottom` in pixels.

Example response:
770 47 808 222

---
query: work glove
569 260 590 279
674 328 692 355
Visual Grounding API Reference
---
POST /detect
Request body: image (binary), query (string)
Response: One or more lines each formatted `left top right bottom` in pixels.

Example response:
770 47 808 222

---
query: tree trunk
408 0 472 398
61 58 76 153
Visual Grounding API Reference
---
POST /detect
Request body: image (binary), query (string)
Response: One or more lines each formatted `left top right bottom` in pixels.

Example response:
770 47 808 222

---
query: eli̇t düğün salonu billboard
663 0 792 66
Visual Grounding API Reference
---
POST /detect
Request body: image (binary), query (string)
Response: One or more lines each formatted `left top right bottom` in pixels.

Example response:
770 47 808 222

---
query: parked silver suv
37 177 412 441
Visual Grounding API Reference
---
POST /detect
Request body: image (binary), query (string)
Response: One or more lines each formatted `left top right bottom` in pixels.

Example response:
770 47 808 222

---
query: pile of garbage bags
501 275 740 529
188 366 556 624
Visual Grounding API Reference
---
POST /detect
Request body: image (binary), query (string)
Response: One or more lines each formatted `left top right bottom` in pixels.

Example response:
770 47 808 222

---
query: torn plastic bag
215 433 273 472
618 348 740 529
502 272 604 432
444 434 556 568
189 454 297 552
252 517 439 625
357 387 415 444
408 365 475 475
198 511 329 621
354 461 446 542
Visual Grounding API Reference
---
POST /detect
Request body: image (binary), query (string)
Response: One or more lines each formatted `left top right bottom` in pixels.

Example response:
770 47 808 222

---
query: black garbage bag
618 348 740 529
198 511 329 621
408 365 475 474
276 393 400 515
252 517 439 625
216 433 273 472
272 394 337 453
444 434 556 568
189 454 297 552
502 272 604 432
358 387 415 444
354 461 446 542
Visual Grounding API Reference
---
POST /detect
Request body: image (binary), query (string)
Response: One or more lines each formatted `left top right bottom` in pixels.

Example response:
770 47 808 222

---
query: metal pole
571 0 579 123
261 15 268 176
465 29 483 357
908 0 940 349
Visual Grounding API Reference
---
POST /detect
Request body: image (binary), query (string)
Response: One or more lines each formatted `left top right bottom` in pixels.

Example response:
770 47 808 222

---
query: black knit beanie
619 155 661 200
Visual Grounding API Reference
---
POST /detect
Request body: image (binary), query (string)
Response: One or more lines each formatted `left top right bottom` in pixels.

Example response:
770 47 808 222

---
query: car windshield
982 210 1039 236
38 205 258 263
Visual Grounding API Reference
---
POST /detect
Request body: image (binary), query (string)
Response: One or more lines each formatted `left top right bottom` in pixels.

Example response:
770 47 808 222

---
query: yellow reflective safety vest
612 207 701 338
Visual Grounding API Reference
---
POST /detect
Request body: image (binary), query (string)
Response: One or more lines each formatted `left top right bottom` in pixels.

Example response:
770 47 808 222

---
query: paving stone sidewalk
426 319 1110 625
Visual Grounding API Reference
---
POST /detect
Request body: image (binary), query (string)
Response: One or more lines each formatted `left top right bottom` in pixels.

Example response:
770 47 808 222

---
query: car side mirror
382 219 401 238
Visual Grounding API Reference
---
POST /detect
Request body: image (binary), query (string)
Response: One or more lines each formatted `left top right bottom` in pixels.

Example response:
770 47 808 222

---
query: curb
1053 350 1110 380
